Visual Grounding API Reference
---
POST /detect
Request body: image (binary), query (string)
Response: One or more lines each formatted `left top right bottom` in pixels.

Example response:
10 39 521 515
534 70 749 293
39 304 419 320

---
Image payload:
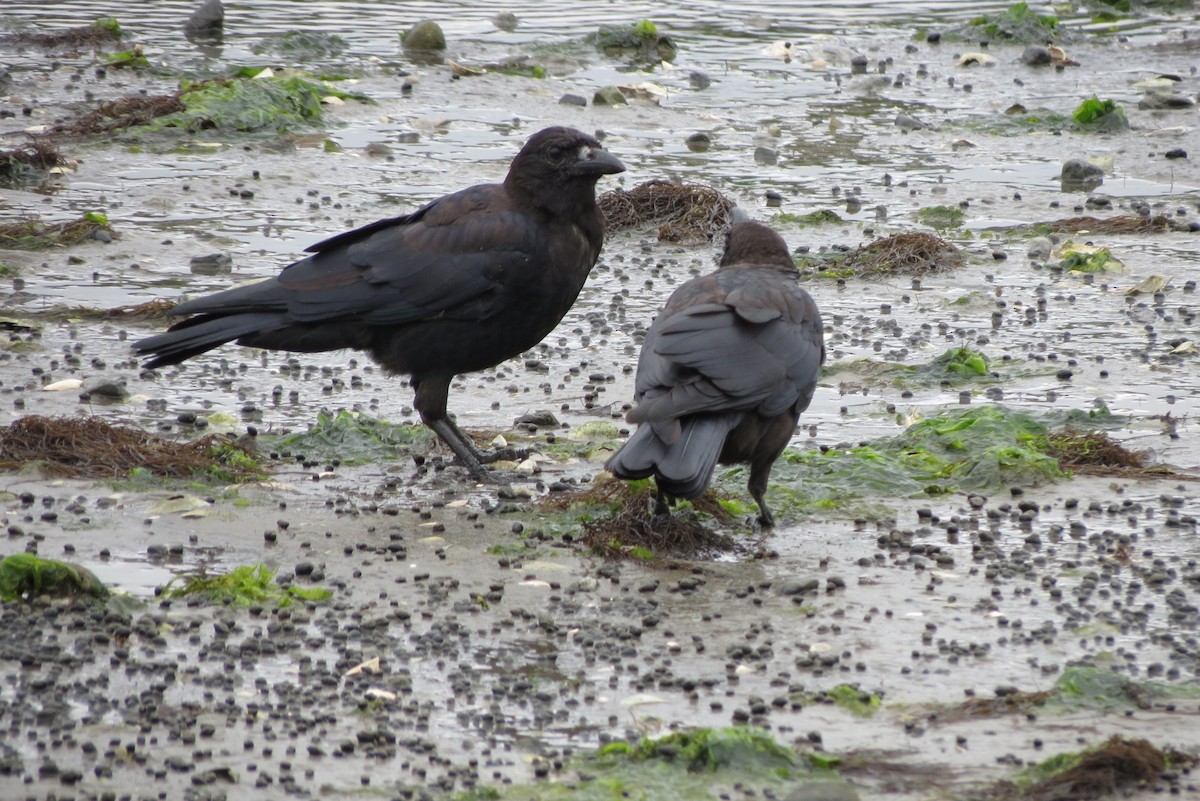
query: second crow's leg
427 418 489 480
442 416 530 464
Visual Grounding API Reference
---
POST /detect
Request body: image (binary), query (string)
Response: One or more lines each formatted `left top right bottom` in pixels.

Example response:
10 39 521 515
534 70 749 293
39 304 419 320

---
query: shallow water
2 1 1200 799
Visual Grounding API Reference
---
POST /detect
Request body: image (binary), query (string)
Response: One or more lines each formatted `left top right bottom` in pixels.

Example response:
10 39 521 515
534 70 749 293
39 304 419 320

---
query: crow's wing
169 183 539 327
629 267 823 425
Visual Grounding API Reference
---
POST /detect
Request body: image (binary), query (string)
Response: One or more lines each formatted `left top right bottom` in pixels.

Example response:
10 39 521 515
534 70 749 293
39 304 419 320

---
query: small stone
1019 45 1051 66
1060 158 1104 185
689 70 711 90
1027 237 1052 261
81 375 128 399
754 146 777 165
1164 148 1187 160
184 0 224 40
189 252 233 275
558 93 587 107
685 132 711 152
592 86 627 106
778 578 819 596
491 11 518 32
785 781 862 801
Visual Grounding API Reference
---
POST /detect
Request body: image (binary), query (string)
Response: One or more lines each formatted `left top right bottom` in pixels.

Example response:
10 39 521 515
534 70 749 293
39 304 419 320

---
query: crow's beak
574 144 626 176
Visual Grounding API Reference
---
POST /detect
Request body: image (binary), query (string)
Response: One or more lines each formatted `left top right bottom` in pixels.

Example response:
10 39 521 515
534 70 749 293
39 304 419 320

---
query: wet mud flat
2 1 1200 800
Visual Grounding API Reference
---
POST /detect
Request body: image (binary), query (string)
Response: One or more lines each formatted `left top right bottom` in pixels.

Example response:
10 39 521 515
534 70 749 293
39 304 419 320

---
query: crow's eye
545 144 565 162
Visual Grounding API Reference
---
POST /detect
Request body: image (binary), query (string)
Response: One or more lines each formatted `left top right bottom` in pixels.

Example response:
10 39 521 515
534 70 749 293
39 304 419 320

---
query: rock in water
402 20 446 51
184 0 224 40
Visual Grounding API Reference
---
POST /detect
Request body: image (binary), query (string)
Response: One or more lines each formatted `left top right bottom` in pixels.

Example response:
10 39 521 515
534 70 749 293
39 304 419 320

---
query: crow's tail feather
606 413 741 499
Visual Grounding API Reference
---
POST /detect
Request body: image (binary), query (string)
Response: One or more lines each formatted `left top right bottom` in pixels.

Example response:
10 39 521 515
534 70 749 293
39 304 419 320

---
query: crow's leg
442 416 530 464
747 466 775 529
652 485 672 518
427 418 490 480
415 376 528 476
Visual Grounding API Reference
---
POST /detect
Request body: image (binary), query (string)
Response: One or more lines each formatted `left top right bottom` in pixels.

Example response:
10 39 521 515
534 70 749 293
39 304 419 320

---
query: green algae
590 20 677 64
162 564 331 607
825 685 882 717
150 73 368 134
966 3 1063 43
753 406 1111 519
270 410 432 464
0 553 109 602
1072 96 1129 131
916 205 965 231
773 209 844 227
448 727 862 800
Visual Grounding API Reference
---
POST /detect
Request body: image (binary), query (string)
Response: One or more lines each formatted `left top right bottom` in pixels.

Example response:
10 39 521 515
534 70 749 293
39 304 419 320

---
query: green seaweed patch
538 420 625 462
253 31 348 58
202 442 266 483
1072 96 1128 131
824 685 882 717
105 46 148 69
772 210 844 227
151 74 368 134
459 727 853 800
1057 246 1121 273
959 107 1075 135
914 346 991 384
269 410 432 464
762 406 1114 519
162 564 331 607
589 20 677 64
966 2 1064 43
919 665 1200 727
0 553 109 602
916 205 965 231
1052 665 1200 711
601 727 796 775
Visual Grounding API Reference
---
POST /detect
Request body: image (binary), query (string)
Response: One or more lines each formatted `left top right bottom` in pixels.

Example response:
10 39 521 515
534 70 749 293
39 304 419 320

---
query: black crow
605 220 825 527
135 126 625 478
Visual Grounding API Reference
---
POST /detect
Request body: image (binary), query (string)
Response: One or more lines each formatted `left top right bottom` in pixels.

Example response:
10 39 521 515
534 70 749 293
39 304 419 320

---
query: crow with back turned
135 126 625 479
605 220 825 527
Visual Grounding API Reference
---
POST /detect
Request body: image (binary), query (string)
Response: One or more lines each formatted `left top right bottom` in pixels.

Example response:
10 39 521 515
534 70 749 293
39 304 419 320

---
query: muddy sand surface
1 1 1199 800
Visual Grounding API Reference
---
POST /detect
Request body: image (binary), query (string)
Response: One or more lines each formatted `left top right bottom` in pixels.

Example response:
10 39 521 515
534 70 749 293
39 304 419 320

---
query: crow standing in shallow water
605 220 825 527
135 126 625 479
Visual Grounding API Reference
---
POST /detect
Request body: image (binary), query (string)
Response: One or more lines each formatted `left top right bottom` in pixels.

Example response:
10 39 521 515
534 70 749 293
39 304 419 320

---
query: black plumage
605 220 825 527
135 126 625 478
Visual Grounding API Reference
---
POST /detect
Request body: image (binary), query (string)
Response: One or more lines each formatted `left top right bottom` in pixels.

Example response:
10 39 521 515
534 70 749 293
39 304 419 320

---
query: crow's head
719 221 795 270
507 126 625 212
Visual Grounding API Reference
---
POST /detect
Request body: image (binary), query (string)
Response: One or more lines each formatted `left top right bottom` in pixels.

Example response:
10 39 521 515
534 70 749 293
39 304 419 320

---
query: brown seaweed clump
599 179 736 242
0 139 65 183
0 216 114 250
51 93 186 137
0 415 255 480
1 20 122 49
546 478 742 560
1023 737 1183 801
1044 431 1146 472
21 298 177 324
844 232 964 277
1017 215 1191 235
